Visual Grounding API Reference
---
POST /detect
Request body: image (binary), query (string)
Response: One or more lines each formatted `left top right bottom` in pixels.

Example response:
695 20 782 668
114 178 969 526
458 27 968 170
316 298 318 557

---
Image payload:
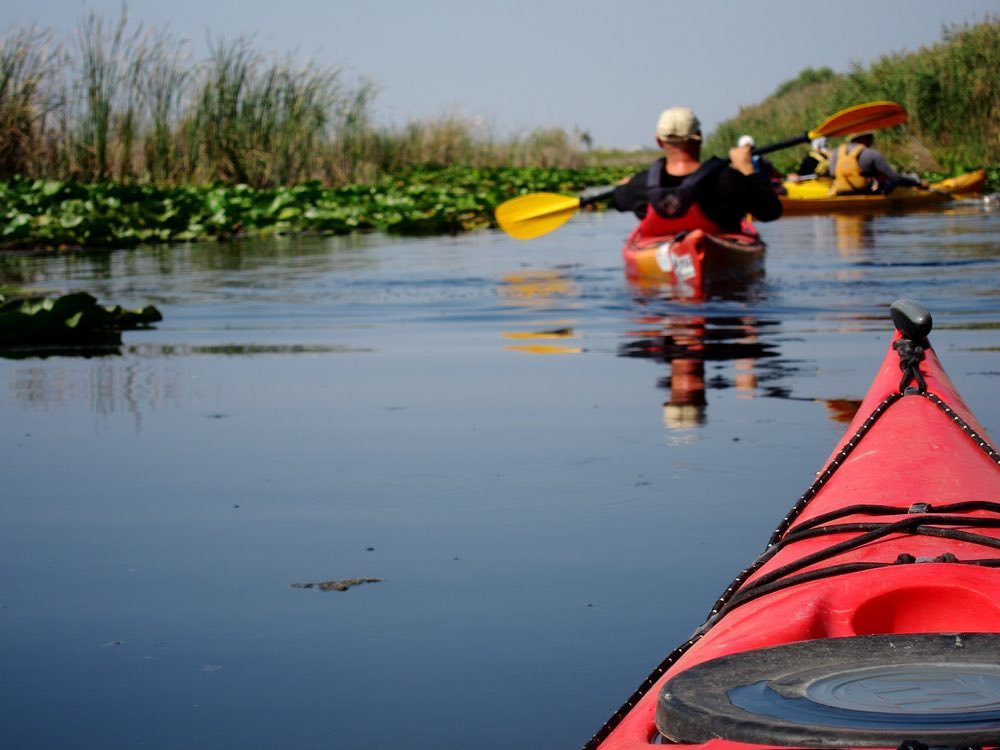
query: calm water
2 201 999 750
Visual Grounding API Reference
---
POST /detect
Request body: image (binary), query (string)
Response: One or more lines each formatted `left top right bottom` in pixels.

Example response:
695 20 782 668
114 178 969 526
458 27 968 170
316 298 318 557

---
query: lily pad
0 291 162 350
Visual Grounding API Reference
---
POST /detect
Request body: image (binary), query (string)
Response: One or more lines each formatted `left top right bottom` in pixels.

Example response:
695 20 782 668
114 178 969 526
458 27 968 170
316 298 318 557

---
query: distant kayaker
787 137 832 181
828 132 925 194
610 107 783 235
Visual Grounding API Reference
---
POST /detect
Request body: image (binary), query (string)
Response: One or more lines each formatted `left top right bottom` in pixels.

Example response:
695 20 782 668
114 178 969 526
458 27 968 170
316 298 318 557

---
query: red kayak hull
587 303 1000 750
621 226 765 299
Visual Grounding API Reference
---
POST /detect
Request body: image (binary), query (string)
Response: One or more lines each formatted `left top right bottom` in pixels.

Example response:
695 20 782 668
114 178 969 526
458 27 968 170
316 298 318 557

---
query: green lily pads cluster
0 291 162 351
0 166 638 251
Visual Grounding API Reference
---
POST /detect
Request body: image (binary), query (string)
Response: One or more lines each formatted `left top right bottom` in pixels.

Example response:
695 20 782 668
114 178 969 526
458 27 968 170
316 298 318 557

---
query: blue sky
3 0 997 148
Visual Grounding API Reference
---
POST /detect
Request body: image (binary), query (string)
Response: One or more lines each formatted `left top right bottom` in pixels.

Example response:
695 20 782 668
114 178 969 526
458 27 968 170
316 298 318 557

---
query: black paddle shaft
752 133 810 157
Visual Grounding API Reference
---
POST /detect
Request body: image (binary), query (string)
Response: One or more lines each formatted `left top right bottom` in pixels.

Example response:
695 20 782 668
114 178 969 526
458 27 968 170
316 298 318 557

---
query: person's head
737 134 755 148
811 136 828 151
656 106 701 147
850 131 875 147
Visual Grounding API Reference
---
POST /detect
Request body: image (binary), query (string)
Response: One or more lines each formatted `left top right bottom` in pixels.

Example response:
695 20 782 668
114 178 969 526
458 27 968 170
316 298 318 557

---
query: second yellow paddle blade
809 101 907 139
494 192 582 240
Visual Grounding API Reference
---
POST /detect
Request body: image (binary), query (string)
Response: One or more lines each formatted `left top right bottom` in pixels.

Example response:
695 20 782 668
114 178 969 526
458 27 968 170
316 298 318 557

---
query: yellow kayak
780 169 986 214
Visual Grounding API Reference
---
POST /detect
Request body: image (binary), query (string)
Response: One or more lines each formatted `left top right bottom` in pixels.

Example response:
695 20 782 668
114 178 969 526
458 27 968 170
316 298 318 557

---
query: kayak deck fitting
586 299 1000 750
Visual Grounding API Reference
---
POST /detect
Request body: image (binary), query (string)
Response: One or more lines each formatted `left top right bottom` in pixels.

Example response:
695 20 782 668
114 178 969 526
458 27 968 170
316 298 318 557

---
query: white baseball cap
656 107 701 142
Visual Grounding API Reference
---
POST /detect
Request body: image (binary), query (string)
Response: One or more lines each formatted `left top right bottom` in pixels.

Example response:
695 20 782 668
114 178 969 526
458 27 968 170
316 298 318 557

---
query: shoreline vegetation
0 11 997 252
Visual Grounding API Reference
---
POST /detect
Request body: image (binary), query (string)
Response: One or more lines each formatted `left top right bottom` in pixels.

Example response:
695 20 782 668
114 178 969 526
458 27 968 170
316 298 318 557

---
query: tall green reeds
74 8 141 180
0 26 62 176
140 29 190 184
191 37 340 186
1 9 995 187
0 10 372 187
708 17 1000 173
0 6 596 187
324 77 380 184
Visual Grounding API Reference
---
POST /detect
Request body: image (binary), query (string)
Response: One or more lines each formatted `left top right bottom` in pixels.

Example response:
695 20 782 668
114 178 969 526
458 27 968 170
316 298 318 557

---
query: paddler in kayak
609 106 783 235
787 136 831 181
828 130 927 194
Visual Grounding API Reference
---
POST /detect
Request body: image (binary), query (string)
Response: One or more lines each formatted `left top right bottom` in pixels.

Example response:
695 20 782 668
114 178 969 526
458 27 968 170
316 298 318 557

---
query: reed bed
706 18 1000 174
1 11 997 189
0 9 592 189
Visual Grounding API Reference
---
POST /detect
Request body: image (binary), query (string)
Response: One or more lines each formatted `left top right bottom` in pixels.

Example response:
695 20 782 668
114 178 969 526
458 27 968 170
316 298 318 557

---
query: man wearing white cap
611 107 782 237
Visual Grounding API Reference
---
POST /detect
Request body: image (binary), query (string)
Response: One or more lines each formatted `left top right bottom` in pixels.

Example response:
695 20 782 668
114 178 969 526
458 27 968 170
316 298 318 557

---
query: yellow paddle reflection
498 270 579 306
499 270 583 354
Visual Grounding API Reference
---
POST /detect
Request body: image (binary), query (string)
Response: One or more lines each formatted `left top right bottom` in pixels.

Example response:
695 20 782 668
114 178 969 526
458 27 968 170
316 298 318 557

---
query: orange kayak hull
622 226 766 299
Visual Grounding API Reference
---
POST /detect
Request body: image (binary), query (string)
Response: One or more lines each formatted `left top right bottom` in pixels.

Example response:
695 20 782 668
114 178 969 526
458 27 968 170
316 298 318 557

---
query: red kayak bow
587 299 1000 750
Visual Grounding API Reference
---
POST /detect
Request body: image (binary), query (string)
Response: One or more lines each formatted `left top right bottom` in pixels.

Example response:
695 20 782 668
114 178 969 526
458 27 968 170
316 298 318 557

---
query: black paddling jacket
612 157 783 232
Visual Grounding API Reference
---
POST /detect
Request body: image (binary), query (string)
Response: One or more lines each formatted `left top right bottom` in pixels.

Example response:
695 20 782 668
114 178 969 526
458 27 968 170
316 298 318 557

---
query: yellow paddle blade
494 192 582 240
809 101 907 139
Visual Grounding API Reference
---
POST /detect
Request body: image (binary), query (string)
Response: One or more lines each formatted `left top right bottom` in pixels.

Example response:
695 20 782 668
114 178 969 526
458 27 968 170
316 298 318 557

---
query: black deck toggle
890 299 933 343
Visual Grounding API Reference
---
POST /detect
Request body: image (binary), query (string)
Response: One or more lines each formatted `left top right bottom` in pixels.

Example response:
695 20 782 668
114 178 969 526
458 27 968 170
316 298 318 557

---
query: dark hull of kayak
586 300 1000 750
621 227 765 300
779 169 987 215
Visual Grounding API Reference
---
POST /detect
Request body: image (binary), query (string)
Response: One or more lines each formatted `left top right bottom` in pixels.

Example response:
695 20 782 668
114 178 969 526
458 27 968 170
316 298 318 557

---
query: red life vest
638 157 726 237
638 199 724 237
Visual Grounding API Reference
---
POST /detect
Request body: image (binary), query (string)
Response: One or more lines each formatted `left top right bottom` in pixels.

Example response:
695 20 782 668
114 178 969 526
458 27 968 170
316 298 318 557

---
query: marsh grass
73 9 144 181
0 26 64 177
707 18 999 174
1 11 996 187
141 29 190 184
0 8 595 188
190 37 345 186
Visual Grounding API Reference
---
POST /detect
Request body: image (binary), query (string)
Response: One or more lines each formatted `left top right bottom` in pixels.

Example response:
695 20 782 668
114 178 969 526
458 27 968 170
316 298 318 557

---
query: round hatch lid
657 633 1000 748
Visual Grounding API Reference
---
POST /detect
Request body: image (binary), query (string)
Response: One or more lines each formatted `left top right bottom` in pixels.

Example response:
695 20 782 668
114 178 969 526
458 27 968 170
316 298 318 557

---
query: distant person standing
828 132 925 194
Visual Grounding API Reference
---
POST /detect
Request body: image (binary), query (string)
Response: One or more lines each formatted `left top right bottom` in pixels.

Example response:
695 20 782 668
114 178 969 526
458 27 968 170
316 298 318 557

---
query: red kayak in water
586 299 1000 750
621 225 765 300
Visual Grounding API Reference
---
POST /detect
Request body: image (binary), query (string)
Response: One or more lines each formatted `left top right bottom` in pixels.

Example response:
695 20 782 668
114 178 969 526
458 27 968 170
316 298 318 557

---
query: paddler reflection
620 314 776 429
664 358 708 428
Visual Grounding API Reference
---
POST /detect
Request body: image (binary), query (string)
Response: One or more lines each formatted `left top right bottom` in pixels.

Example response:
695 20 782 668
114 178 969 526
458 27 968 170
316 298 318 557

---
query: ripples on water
1 201 999 750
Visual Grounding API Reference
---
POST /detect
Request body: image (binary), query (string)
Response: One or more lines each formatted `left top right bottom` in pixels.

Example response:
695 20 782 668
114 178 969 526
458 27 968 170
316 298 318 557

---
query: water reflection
619 314 779 429
618 311 867 429
9 357 176 435
832 214 877 255
4 342 369 436
624 269 765 304
0 342 123 360
2 208 999 750
498 270 583 354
